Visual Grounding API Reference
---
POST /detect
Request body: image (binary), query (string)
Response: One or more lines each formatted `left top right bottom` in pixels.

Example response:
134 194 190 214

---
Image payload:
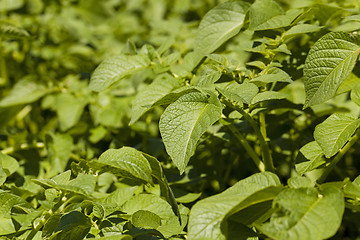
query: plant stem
227 123 265 172
317 129 360 184
1 142 45 155
222 99 275 172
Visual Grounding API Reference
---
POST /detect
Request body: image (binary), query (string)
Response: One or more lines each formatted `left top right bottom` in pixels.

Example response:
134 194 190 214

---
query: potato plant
2 0 360 239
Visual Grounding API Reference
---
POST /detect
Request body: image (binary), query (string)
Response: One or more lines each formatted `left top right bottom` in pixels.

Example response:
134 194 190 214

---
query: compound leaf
303 32 360 108
159 91 222 173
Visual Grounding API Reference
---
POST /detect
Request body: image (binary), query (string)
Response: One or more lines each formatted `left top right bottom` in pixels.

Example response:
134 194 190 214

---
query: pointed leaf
130 74 180 125
0 78 46 107
314 113 360 158
303 32 360 108
50 211 91 240
0 152 19 176
131 210 161 229
258 187 344 240
91 147 153 184
190 1 250 69
283 24 323 38
89 55 150 91
351 83 360 106
295 141 326 175
0 192 27 235
159 91 222 173
251 91 288 104
216 82 258 104
188 172 281 240
249 0 283 30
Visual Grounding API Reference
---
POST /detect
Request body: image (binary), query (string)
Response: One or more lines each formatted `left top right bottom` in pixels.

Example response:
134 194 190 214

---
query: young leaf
314 113 360 158
88 55 150 92
350 83 360 106
190 1 250 69
258 187 344 240
0 192 27 235
46 133 73 173
303 32 360 108
159 91 222 173
251 91 288 105
283 24 323 38
91 147 153 184
188 172 281 240
295 141 325 175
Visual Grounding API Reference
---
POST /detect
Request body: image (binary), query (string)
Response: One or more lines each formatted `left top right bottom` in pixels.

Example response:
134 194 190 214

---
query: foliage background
2 0 360 239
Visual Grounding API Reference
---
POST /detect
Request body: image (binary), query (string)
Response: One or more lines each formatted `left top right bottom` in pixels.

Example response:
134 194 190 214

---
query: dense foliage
2 0 360 239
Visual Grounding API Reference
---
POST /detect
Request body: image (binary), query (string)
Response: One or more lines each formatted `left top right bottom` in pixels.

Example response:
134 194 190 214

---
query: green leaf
250 70 292 86
55 93 87 131
0 152 19 176
0 192 27 235
0 78 46 107
216 82 258 104
188 172 281 240
336 73 360 95
159 91 222 173
295 141 326 175
283 24 323 38
190 1 250 69
252 8 302 31
249 0 283 30
0 168 6 186
91 147 153 184
130 74 180 125
258 187 344 240
89 55 150 92
303 32 360 108
314 113 360 158
251 91 288 105
46 133 73 173
287 176 313 188
131 210 161 229
0 0 24 11
50 211 91 240
0 21 30 39
351 83 360 106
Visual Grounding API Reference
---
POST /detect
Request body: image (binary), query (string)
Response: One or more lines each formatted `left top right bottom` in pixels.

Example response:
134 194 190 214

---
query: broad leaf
216 82 258 104
131 210 161 229
159 91 222 173
0 78 46 107
303 32 360 108
190 1 250 69
50 211 91 240
283 24 323 38
89 55 150 91
55 93 88 131
251 91 288 105
46 133 73 173
249 0 283 30
0 152 19 176
91 147 153 184
351 83 360 106
295 141 326 175
314 113 360 158
258 187 344 240
188 172 281 240
130 74 180 125
0 192 27 235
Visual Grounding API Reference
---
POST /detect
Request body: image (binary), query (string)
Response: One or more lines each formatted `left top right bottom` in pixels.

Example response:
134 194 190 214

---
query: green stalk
223 99 275 172
317 129 360 184
227 123 265 172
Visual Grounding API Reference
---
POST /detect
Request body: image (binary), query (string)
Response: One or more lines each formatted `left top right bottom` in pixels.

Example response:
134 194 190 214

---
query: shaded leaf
251 91 288 105
188 172 281 240
295 141 325 175
50 211 91 240
131 210 161 229
249 0 283 30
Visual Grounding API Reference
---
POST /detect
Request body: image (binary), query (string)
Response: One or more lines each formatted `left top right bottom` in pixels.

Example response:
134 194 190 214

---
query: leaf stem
227 123 265 172
223 99 275 172
317 129 360 184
